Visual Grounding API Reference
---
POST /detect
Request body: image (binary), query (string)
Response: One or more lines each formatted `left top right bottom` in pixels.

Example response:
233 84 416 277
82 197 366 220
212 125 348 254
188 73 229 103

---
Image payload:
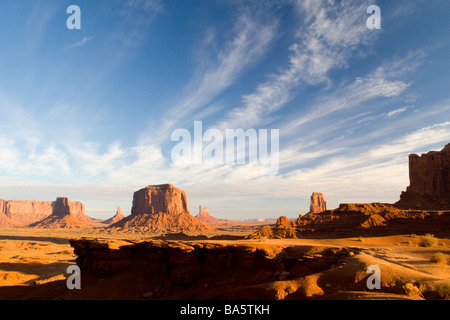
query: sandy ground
0 228 449 299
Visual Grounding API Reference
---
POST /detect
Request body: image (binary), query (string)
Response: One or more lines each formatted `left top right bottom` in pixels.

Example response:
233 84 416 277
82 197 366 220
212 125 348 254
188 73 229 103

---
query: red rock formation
110 184 214 233
0 200 53 226
249 202 450 239
195 205 228 224
104 206 126 225
308 192 327 214
0 197 90 227
67 238 350 300
30 197 93 229
396 143 450 209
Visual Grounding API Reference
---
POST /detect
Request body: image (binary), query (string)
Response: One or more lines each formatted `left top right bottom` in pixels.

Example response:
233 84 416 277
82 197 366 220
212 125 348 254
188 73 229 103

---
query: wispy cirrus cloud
151 10 278 139
387 107 408 118
65 36 93 49
282 70 410 135
218 0 376 130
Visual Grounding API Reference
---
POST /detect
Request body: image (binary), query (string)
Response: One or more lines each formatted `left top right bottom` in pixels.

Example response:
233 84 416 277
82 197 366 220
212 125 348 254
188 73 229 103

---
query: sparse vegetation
419 234 438 247
430 252 450 265
358 236 364 242
402 282 423 297
435 282 450 300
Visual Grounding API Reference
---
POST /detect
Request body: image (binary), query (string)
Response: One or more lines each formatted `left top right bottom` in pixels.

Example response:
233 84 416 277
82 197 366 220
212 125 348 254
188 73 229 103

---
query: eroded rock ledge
69 238 353 299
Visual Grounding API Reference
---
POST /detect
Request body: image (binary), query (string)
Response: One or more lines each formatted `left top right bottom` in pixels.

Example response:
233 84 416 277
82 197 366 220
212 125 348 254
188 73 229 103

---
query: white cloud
218 0 377 130
66 36 93 49
282 73 409 135
155 12 278 140
387 107 408 118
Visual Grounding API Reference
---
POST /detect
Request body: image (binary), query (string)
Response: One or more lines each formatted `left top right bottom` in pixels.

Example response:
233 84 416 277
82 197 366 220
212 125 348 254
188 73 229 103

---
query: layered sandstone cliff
110 184 214 233
30 197 93 229
68 238 351 299
0 200 52 226
396 143 450 209
0 198 87 227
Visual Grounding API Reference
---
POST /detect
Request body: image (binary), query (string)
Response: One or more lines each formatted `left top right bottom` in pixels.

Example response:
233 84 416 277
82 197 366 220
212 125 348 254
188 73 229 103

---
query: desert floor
0 227 449 300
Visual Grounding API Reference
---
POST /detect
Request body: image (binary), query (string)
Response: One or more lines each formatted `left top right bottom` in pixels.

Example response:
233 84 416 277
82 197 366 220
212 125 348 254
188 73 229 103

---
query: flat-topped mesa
110 184 214 232
30 197 93 228
308 192 327 214
396 143 450 209
0 197 87 227
131 184 188 216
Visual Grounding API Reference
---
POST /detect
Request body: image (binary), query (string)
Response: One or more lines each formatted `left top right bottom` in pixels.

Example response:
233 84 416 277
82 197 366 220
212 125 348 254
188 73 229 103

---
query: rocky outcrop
0 200 53 226
68 238 351 299
30 197 93 229
396 143 450 209
195 205 228 224
104 206 126 225
110 184 214 233
249 203 450 239
308 192 327 214
0 198 87 227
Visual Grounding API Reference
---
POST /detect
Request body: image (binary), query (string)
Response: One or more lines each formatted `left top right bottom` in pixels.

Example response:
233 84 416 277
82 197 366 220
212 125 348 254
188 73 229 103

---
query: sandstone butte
396 143 450 210
308 192 327 214
0 197 89 228
30 197 94 229
103 206 126 225
195 205 228 224
110 184 214 233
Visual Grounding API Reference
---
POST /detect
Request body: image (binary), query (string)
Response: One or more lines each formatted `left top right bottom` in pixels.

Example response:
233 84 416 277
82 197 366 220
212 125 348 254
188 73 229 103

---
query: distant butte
104 206 126 225
308 192 327 214
110 184 214 233
0 197 90 228
195 205 228 224
30 197 94 229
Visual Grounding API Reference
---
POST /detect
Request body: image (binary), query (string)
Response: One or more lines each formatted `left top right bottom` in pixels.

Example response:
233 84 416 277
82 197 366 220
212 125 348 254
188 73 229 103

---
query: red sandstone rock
396 143 450 209
131 184 188 216
308 192 327 214
250 203 450 239
0 198 87 227
276 216 293 228
104 206 126 225
110 184 214 233
30 197 94 229
195 205 228 224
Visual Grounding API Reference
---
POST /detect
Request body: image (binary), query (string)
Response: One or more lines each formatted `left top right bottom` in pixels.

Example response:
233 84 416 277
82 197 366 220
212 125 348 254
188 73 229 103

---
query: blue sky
0 0 449 220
